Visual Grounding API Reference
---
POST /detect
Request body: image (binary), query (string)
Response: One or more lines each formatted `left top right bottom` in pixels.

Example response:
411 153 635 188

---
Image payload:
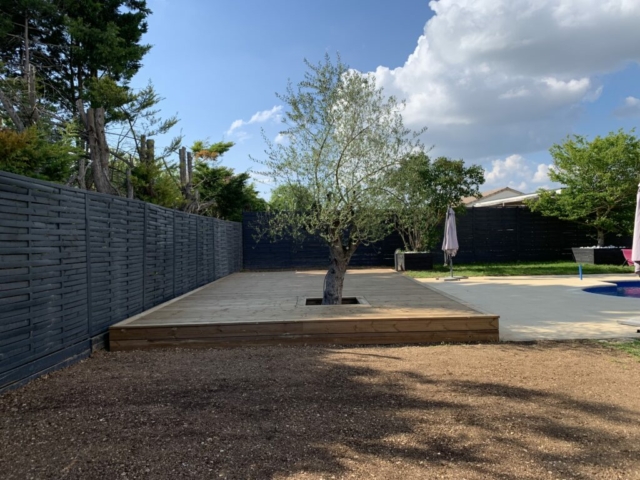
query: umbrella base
443 276 468 282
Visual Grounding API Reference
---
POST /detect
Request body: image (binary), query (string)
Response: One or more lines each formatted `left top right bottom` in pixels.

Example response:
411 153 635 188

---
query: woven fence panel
197 217 215 287
0 174 89 389
232 222 243 273
213 219 227 278
242 213 400 270
242 214 292 270
174 212 198 296
88 195 145 335
225 222 235 275
144 205 174 310
242 209 608 269
0 171 242 392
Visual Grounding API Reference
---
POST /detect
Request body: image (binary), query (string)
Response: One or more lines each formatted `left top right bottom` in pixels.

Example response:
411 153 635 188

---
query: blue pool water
584 281 640 298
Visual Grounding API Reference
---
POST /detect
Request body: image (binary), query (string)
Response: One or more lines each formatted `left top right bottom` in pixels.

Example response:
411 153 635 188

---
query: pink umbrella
632 183 640 275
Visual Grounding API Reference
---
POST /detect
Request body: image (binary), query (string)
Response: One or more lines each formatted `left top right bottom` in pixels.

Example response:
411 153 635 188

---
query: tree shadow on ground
1 344 639 479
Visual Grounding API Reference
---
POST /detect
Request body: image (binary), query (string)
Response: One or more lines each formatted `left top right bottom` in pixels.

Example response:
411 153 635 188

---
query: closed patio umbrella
442 207 466 281
633 183 640 275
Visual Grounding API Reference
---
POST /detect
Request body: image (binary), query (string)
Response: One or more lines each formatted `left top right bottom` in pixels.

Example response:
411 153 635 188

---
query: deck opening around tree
300 296 371 306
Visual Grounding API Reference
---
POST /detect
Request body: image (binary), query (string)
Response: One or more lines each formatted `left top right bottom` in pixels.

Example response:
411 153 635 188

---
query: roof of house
462 187 526 205
472 192 540 207
472 188 563 207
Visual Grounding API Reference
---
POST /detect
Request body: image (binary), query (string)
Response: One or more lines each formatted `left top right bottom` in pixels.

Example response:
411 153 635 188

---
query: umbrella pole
444 255 468 282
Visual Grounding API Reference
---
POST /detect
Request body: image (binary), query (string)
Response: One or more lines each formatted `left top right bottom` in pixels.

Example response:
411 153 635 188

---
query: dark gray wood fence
0 171 242 393
242 208 619 270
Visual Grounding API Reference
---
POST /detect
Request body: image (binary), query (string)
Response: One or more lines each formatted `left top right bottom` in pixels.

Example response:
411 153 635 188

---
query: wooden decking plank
122 313 498 327
110 330 499 351
109 317 499 341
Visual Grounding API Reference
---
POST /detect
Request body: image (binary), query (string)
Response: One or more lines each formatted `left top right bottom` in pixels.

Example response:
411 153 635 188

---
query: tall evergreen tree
0 0 152 193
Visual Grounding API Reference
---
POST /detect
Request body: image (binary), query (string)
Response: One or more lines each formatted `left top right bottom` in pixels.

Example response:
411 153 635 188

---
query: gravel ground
1 341 639 480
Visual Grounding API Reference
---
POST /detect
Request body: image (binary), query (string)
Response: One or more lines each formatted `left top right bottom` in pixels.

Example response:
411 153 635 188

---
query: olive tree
256 55 425 304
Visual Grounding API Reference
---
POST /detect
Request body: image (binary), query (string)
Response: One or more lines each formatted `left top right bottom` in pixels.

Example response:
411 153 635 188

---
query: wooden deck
109 269 499 350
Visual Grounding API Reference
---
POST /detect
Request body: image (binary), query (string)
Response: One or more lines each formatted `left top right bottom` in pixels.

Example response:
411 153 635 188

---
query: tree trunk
77 156 87 190
597 229 605 247
126 168 134 199
179 147 198 212
146 138 155 165
179 146 187 187
322 243 350 305
23 17 38 124
77 100 116 195
0 90 25 132
186 151 193 198
139 134 148 163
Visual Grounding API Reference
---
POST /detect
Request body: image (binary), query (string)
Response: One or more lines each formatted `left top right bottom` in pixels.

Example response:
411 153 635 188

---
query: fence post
515 207 520 262
85 194 93 336
215 219 219 279
470 207 475 263
212 218 217 280
172 211 176 299
142 202 148 310
195 215 200 286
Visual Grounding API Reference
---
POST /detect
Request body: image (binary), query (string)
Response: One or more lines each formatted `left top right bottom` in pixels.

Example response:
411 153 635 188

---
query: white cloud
484 155 557 192
274 133 287 144
532 163 553 183
248 106 283 124
249 172 274 185
371 0 640 158
226 105 283 136
485 154 530 185
227 119 244 133
584 85 604 103
614 96 640 117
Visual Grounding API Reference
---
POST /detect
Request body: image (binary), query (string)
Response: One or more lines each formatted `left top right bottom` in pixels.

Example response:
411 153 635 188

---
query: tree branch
0 89 25 132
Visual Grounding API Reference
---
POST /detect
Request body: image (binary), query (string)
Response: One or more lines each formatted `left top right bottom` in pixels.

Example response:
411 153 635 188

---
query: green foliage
63 0 151 78
111 83 183 196
54 0 151 111
85 76 134 114
255 54 425 260
269 184 314 211
0 0 155 193
0 0 151 113
0 0 59 72
528 130 640 245
388 153 484 251
191 140 234 161
193 162 266 222
0 125 79 182
130 158 181 208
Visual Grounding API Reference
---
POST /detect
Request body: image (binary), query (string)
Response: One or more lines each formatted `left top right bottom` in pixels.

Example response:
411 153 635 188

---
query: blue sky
132 0 640 199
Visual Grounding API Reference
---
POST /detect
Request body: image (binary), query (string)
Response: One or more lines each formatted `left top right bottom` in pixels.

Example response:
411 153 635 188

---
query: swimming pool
584 281 640 299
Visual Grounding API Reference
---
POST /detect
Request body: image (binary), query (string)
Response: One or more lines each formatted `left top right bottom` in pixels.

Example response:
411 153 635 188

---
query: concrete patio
416 275 640 341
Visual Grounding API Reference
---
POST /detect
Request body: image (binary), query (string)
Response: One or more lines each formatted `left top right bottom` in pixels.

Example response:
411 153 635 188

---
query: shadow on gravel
0 345 639 479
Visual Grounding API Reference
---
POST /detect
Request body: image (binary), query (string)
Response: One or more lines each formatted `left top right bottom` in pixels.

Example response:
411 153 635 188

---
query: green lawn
405 261 635 278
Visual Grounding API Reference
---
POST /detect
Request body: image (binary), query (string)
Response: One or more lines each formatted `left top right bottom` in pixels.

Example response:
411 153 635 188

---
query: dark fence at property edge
242 209 618 270
0 171 242 393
